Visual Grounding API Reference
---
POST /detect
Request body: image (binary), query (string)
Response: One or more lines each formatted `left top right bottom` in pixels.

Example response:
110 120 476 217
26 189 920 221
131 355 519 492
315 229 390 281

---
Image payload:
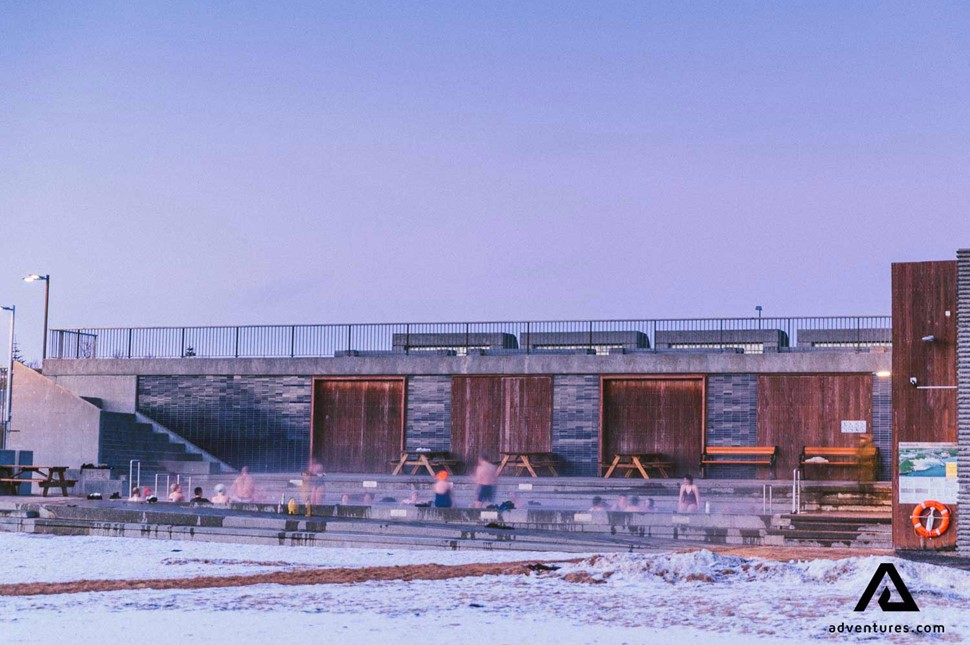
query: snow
0 532 582 583
1 533 968 644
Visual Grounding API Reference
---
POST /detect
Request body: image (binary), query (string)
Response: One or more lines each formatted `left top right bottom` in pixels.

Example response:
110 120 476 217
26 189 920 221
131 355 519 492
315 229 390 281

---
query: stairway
97 410 228 486
767 513 892 549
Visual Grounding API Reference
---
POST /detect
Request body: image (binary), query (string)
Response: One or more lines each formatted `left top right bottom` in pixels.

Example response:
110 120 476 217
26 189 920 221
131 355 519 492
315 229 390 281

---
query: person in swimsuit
433 471 453 508
678 474 700 513
472 456 498 508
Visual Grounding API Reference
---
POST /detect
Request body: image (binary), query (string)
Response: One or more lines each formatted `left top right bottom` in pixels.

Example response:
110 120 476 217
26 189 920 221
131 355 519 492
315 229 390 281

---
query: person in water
433 471 453 508
677 474 701 513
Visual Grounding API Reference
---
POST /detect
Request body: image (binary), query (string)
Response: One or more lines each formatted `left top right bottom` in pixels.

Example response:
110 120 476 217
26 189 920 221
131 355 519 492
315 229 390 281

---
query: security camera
909 377 918 386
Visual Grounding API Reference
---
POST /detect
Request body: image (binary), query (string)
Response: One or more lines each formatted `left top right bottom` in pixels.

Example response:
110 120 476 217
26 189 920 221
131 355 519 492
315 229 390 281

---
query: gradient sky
1 2 969 361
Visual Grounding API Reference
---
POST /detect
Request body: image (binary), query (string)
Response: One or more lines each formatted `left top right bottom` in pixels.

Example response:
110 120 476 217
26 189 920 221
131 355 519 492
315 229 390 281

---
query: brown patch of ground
699 545 894 561
0 559 581 597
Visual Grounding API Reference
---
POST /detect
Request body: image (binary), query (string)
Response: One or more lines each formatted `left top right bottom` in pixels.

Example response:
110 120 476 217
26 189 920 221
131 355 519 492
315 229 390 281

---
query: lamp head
0 305 13 312
23 274 48 283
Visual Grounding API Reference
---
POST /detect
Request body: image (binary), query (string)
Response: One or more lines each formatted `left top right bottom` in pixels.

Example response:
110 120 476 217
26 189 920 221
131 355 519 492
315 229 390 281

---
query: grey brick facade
957 250 970 553
552 375 600 476
872 374 892 481
705 374 758 478
405 376 451 451
137 375 312 472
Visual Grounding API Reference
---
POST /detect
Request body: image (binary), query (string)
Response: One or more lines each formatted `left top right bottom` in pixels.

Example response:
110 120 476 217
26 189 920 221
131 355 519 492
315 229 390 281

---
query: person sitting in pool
432 471 453 508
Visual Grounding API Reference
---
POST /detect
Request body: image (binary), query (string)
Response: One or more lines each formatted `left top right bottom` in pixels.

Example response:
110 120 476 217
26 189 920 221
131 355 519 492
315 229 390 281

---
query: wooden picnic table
496 451 560 478
0 465 76 497
601 453 673 479
390 451 459 476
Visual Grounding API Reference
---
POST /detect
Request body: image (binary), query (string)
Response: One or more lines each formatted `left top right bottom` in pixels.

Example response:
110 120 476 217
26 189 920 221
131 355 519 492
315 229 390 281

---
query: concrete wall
43 349 890 379
958 249 970 553
8 362 101 469
49 374 137 412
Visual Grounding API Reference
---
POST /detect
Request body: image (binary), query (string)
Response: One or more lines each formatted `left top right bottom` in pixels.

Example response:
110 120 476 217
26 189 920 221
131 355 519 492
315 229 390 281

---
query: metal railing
48 315 891 360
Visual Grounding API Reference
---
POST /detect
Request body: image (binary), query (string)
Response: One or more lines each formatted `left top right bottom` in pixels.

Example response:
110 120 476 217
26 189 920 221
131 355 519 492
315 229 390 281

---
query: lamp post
23 274 50 362
1 305 14 450
755 305 763 330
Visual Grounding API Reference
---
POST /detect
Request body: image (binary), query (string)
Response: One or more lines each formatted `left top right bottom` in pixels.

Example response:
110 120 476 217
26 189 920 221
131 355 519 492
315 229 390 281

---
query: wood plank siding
891 261 959 549
310 378 405 473
600 376 705 476
451 376 552 471
757 374 873 478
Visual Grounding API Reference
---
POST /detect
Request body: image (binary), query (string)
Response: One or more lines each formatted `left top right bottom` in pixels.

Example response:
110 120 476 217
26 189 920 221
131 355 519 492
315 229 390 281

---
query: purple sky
2 2 968 361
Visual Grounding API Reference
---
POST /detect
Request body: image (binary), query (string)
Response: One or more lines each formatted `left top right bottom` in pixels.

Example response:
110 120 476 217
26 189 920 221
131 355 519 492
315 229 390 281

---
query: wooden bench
700 446 778 478
799 446 878 477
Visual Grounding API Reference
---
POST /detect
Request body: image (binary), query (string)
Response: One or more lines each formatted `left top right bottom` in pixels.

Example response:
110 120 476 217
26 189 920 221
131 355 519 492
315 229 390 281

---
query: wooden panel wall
311 378 405 473
757 374 873 478
451 376 552 471
892 261 959 549
600 377 704 476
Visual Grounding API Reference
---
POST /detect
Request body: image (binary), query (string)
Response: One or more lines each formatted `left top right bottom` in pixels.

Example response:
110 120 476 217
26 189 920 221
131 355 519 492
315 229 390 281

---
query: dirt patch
0 559 581 597
700 545 894 561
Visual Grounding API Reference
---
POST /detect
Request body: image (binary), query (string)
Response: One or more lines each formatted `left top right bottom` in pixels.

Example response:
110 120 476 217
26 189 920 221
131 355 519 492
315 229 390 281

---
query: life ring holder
910 500 951 538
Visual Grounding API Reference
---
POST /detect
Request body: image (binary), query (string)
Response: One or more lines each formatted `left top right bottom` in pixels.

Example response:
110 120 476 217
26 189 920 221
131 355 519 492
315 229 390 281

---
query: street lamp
23 274 50 361
1 305 14 450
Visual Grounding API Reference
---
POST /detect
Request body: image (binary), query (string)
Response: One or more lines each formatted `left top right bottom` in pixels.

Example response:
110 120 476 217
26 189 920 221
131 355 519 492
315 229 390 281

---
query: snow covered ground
0 533 967 644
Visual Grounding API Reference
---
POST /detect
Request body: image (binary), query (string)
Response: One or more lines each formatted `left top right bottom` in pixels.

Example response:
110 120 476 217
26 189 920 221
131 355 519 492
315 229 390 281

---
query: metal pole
1 306 14 450
42 277 50 362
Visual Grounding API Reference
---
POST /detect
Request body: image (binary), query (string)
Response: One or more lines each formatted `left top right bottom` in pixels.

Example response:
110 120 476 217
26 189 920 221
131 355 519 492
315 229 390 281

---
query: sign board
841 420 867 434
898 442 958 504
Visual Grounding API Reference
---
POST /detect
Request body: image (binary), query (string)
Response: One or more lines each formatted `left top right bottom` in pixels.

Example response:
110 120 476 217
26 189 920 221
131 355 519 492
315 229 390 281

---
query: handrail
48 315 891 360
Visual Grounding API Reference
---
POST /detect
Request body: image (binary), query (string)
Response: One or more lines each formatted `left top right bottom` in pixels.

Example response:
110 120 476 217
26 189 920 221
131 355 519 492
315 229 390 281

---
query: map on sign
898 442 958 504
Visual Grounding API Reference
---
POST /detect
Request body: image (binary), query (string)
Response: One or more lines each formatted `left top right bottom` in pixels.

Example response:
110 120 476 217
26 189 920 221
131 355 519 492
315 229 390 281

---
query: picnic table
496 451 560 477
601 453 673 479
0 465 76 497
390 451 459 476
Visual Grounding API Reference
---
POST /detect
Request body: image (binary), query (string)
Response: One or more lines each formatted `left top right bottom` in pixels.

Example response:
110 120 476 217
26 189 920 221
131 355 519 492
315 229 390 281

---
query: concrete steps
767 513 893 549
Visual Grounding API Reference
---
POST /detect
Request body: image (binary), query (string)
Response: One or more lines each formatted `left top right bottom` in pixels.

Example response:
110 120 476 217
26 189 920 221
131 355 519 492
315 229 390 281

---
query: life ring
911 500 951 538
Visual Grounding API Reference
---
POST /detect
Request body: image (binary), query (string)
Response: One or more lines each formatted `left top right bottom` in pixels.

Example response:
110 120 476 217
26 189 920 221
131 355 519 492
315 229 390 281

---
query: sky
1 2 969 362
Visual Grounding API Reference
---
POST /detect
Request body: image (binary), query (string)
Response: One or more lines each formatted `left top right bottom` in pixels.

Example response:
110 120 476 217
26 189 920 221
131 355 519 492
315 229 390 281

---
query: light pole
755 305 763 330
24 274 50 362
1 305 14 450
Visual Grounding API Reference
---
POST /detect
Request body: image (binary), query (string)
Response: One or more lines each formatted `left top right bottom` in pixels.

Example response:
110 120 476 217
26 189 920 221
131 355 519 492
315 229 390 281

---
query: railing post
525 322 530 355
588 321 593 351
234 327 240 358
127 328 133 359
405 324 410 354
465 323 470 353
347 325 352 354
290 326 296 358
180 327 186 358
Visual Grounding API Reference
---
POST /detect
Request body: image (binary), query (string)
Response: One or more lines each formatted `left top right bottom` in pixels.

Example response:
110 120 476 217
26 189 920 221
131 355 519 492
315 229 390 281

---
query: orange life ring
911 500 951 538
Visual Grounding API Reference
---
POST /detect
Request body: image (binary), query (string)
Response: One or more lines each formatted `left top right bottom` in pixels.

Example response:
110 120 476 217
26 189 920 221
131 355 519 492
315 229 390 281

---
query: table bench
601 453 673 479
390 451 459 476
799 446 878 477
700 446 777 478
0 465 76 497
497 451 560 477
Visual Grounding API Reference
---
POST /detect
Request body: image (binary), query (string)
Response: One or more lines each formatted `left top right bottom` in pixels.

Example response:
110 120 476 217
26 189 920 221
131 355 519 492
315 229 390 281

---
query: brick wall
137 375 312 472
872 374 892 481
958 249 970 553
705 374 758 478
404 376 451 451
552 375 599 476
